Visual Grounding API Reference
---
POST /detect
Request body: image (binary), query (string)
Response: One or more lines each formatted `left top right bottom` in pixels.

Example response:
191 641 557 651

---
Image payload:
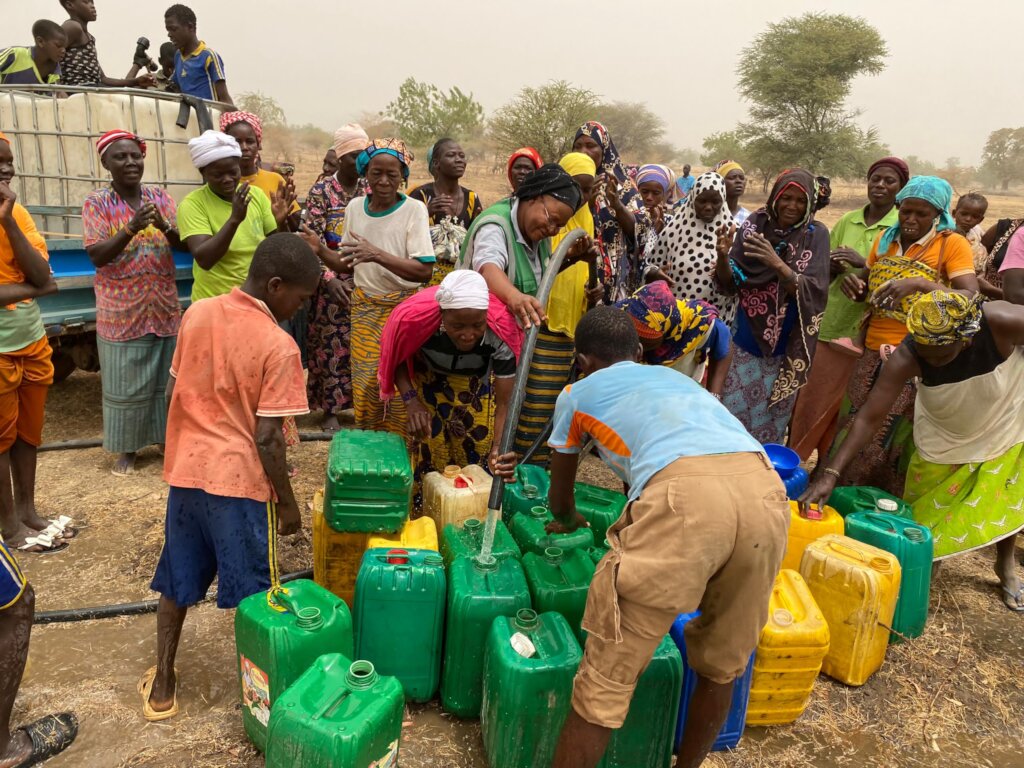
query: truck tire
51 348 77 384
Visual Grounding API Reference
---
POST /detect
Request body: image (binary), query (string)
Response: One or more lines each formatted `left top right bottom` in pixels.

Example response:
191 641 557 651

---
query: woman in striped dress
82 130 181 475
460 164 590 464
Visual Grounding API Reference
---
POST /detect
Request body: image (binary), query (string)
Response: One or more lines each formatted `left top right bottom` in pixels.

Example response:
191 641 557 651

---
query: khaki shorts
572 452 789 729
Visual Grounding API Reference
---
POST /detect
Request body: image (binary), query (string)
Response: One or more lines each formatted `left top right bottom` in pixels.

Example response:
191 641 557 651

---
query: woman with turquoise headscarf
572 121 652 300
828 175 979 493
308 137 435 435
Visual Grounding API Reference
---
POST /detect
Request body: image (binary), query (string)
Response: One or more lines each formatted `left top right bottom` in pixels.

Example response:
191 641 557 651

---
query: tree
235 91 287 127
489 80 599 164
384 78 484 147
734 13 887 178
980 128 1024 191
592 101 666 159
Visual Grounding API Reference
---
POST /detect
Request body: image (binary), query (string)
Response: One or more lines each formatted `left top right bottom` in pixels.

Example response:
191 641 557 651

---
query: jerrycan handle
266 585 296 614
313 661 379 720
826 539 892 572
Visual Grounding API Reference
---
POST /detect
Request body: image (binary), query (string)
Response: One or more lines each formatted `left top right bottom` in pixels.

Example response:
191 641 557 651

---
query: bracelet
123 224 137 238
400 390 418 404
823 467 841 479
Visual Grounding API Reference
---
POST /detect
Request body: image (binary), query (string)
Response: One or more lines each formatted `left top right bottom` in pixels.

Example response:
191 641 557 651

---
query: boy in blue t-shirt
496 306 789 768
163 3 232 104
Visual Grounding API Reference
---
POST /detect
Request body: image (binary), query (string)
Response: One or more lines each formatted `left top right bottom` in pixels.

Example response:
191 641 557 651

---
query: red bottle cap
454 475 470 489
386 549 409 564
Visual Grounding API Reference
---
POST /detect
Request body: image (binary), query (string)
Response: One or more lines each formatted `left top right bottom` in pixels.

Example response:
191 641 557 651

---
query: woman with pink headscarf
303 124 371 431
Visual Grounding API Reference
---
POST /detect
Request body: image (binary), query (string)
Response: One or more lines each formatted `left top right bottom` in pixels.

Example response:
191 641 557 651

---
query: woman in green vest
459 164 592 464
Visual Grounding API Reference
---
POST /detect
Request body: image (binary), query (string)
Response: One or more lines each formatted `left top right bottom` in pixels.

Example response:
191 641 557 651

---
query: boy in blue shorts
493 307 789 768
142 234 318 721
0 539 78 766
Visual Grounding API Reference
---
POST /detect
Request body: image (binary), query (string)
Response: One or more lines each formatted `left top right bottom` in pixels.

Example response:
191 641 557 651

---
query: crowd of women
12 109 1022 612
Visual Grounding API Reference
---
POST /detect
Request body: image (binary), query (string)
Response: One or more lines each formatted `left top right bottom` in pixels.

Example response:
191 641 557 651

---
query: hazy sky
7 0 1022 164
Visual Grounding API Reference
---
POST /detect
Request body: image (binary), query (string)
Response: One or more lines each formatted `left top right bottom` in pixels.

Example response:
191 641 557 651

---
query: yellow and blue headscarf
615 281 718 366
356 138 414 179
906 290 983 346
878 175 956 253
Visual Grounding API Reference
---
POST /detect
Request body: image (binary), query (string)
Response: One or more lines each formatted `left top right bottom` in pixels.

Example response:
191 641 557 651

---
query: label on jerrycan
239 655 271 727
370 739 399 768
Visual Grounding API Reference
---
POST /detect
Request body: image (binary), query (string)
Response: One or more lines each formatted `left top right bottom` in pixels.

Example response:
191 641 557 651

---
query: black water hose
486 229 587 513
38 432 335 453
33 568 314 625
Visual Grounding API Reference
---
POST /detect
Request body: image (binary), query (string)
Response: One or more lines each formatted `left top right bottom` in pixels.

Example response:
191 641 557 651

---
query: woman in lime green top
459 164 592 463
788 157 908 460
178 131 288 302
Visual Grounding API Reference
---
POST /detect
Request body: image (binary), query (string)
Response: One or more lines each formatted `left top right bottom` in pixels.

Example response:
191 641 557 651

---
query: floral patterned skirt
306 275 354 415
904 442 1024 559
412 366 494 508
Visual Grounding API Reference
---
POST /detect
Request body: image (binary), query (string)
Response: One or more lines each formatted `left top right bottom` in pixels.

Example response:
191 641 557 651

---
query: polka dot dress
648 172 737 323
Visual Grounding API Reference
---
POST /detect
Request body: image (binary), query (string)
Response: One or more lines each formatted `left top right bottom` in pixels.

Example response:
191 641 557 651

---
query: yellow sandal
138 665 179 722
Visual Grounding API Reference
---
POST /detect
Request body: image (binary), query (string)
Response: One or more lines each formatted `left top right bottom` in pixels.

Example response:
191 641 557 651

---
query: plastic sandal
12 712 78 767
1001 585 1024 612
138 665 179 722
16 532 68 555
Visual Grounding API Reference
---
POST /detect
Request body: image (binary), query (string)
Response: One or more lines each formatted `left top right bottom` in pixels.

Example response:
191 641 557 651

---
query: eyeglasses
540 198 557 233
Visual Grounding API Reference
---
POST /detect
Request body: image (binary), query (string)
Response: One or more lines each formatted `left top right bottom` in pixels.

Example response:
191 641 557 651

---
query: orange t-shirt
163 288 308 501
865 229 975 350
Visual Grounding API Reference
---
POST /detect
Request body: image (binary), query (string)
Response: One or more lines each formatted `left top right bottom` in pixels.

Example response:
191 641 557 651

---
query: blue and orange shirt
549 361 762 500
172 41 225 100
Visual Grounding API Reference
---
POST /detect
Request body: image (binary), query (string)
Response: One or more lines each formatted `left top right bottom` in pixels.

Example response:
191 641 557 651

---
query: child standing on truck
0 20 66 88
0 133 63 554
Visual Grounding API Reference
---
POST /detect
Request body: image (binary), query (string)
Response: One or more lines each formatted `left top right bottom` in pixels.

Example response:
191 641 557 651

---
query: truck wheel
51 349 77 384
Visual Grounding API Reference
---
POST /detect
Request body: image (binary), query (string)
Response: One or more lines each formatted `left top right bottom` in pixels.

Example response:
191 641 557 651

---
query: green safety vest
458 199 550 297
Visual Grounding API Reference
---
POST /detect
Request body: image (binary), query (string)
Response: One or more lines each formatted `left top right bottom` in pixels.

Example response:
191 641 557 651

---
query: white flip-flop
17 531 69 554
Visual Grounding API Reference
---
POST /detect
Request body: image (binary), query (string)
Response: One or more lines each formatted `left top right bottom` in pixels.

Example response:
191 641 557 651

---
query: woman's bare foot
112 452 137 476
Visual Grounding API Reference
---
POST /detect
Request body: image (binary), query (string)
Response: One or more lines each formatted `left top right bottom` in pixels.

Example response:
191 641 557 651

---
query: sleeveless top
908 316 1024 464
61 34 103 86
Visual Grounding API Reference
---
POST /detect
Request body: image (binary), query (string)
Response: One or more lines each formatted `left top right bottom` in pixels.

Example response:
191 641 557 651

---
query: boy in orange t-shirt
142 233 319 721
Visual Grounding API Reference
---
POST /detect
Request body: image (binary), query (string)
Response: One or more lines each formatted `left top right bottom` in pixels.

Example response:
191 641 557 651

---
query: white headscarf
189 130 242 169
436 270 489 311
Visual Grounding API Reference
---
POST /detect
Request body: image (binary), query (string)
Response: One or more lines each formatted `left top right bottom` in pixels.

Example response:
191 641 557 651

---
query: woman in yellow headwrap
547 152 599 340
803 291 1024 611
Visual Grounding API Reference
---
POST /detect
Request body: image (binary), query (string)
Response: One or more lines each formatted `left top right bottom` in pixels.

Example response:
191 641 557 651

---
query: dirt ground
11 168 1024 767
12 369 1024 768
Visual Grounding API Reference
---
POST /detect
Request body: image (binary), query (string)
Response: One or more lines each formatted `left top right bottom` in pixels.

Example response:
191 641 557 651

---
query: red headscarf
506 147 542 187
219 110 263 145
96 129 147 158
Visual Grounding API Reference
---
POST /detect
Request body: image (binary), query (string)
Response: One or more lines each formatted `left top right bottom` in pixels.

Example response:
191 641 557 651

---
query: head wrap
815 176 832 212
96 129 147 159
436 270 490 311
188 130 242 169
906 290 983 346
574 121 628 184
559 152 596 179
731 167 829 404
636 164 674 194
715 160 744 178
515 163 583 212
507 147 543 187
219 111 262 145
615 281 718 366
877 175 956 253
868 156 910 187
355 138 413 179
333 123 369 158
